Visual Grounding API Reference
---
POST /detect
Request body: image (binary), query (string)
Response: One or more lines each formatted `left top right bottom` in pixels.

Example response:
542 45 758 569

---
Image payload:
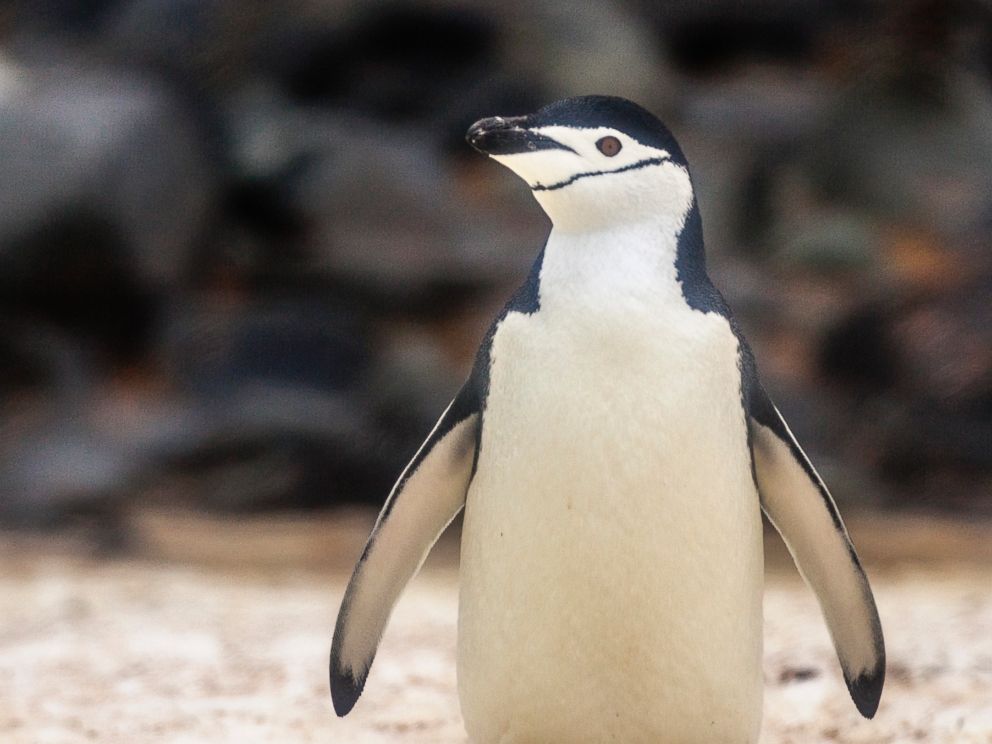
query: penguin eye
596 136 622 157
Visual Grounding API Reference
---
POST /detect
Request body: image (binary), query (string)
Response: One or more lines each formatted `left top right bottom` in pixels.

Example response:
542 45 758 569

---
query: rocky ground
2 1 992 525
1 510 991 743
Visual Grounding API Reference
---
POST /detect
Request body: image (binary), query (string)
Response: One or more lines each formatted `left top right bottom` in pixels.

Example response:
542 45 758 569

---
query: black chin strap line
531 156 668 192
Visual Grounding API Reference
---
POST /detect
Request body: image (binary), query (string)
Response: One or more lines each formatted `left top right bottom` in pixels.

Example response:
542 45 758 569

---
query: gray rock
2 0 120 37
223 95 545 299
151 297 402 508
158 296 373 397
362 327 463 457
804 69 992 237
103 0 283 92
0 390 209 525
0 56 216 289
497 0 670 107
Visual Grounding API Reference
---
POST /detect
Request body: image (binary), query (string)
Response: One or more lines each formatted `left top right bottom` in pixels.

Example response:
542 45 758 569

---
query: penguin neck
538 199 707 314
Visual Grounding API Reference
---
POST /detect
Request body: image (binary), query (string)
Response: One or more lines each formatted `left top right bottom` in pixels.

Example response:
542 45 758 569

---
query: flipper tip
846 662 885 719
330 655 366 717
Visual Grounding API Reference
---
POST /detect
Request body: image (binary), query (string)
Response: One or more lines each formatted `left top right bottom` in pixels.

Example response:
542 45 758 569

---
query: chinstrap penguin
330 95 885 743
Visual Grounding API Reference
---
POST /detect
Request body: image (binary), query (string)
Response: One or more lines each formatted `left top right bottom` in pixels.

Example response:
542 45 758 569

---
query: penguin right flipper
748 383 885 719
329 382 480 716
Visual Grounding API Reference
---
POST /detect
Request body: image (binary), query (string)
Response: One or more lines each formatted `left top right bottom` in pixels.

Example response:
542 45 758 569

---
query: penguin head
467 96 693 232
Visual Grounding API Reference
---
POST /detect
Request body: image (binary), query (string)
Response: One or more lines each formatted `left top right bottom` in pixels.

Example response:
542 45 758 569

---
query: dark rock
658 7 825 75
260 0 663 139
0 426 134 527
5 0 121 37
0 320 95 398
805 63 992 236
158 384 385 511
362 329 462 464
0 59 217 359
270 3 500 120
294 119 475 299
221 95 545 307
891 278 992 412
0 61 216 286
819 306 900 393
0 209 160 363
149 295 473 509
159 296 373 398
150 296 408 508
103 0 274 93
490 2 666 109
0 398 140 527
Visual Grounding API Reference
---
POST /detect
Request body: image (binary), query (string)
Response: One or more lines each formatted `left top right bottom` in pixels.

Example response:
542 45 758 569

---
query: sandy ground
1 510 991 743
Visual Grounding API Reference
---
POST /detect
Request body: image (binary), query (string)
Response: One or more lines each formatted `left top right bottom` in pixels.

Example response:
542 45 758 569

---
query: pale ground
1 510 991 744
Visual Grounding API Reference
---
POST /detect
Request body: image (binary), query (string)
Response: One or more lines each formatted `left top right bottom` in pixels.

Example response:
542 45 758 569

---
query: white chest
473 290 753 556
456 229 765 743
479 223 753 508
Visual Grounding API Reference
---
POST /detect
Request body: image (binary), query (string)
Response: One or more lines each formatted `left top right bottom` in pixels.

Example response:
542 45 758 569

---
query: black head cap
526 95 688 166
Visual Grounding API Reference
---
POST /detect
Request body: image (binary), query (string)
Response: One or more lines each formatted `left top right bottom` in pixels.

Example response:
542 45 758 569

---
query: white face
490 125 694 233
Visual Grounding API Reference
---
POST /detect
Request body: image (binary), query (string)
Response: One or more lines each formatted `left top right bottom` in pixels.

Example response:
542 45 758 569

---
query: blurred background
2 2 992 741
0 0 990 532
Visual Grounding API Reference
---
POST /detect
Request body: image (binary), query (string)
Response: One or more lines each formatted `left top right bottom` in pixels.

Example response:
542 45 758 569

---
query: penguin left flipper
330 382 480 716
748 384 886 719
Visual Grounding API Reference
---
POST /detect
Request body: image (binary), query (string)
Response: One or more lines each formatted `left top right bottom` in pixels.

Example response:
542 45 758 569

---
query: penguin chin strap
530 156 669 192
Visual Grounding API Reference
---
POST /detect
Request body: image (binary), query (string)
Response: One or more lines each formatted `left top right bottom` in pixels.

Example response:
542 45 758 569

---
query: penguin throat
539 213 692 310
530 161 694 235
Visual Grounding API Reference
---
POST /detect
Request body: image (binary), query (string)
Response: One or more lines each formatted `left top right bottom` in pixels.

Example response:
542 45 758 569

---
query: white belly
457 304 764 744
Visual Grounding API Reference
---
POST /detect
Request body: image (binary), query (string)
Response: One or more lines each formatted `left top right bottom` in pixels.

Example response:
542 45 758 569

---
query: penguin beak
466 116 574 156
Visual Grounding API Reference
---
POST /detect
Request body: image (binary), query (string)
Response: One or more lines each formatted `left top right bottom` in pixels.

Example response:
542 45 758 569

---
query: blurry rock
0 56 216 363
819 271 992 417
149 296 474 510
271 2 501 121
104 0 289 94
890 276 992 418
774 211 878 272
0 57 216 288
818 305 900 394
0 208 162 363
0 413 136 527
500 1 669 106
262 0 664 144
0 390 166 525
0 320 135 528
0 379 224 527
881 230 969 293
106 0 227 72
817 272 992 509
804 58 992 237
223 96 544 306
676 70 834 256
160 296 372 398
159 384 384 511
363 328 463 463
0 320 94 398
296 119 477 298
153 296 408 509
643 0 832 75
4 0 120 37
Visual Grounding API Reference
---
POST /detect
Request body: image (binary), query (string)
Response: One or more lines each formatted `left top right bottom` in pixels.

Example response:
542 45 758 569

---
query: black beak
466 116 575 156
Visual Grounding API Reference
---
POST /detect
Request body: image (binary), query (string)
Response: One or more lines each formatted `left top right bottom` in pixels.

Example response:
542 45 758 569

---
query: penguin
329 95 885 743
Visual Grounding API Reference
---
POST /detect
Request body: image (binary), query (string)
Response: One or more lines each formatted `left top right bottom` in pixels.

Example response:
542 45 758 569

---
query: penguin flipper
748 385 885 719
330 383 480 716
